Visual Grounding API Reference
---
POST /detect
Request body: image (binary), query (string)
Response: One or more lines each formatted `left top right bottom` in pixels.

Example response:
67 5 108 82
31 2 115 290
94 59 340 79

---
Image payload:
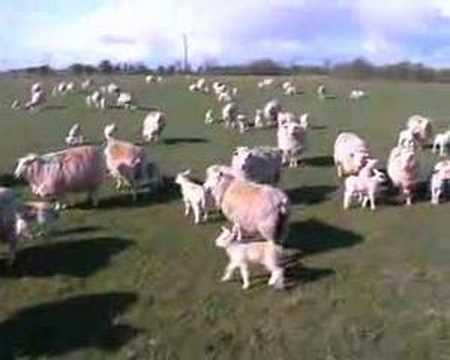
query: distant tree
156 65 166 75
69 63 84 74
98 60 113 74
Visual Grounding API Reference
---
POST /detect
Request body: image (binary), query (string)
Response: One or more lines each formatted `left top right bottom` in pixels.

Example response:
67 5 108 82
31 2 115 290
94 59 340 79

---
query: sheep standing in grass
25 89 46 111
263 99 282 127
175 169 209 224
215 226 284 290
387 146 420 205
343 163 386 210
86 91 106 110
142 111 167 142
349 90 368 100
254 109 264 128
116 92 133 110
277 120 308 168
204 109 216 125
65 123 85 147
432 131 450 156
222 102 238 129
334 132 371 177
430 160 450 204
236 114 249 133
407 114 433 146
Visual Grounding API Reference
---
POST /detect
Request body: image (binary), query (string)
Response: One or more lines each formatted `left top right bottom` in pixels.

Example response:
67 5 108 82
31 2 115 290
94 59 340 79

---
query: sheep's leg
269 268 284 289
362 195 369 208
343 192 352 209
239 264 250 290
369 193 376 210
432 142 438 153
184 202 191 216
232 223 243 241
405 191 412 206
193 205 201 224
336 163 343 178
221 262 237 282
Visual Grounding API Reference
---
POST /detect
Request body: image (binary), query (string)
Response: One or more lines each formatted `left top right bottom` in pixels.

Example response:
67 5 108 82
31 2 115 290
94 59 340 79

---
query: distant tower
183 33 189 72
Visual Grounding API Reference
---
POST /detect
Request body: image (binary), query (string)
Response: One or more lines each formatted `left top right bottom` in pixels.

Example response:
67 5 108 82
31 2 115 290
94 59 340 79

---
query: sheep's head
175 169 191 185
215 226 237 248
15 154 39 178
373 169 387 184
104 123 117 139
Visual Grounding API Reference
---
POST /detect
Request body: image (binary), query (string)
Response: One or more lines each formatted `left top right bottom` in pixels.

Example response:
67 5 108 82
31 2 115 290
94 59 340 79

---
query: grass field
1 74 450 359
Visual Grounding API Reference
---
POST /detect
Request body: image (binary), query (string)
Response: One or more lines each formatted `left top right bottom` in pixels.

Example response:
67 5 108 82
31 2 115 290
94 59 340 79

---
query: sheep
15 146 105 209
284 85 297 96
407 114 433 146
277 120 308 167
204 171 290 244
86 91 106 110
222 102 238 129
65 123 85 147
430 160 450 204
204 109 217 125
142 111 167 142
81 79 93 91
257 78 274 89
263 99 282 127
24 90 46 111
231 146 283 184
349 89 368 100
343 167 386 210
387 146 420 205
215 226 284 290
236 114 249 133
10 100 20 110
432 131 450 157
145 75 156 83
31 82 42 95
116 92 133 109
334 132 371 177
218 91 233 103
254 109 264 128
104 124 158 201
107 83 120 94
398 128 419 152
175 169 209 224
317 84 336 100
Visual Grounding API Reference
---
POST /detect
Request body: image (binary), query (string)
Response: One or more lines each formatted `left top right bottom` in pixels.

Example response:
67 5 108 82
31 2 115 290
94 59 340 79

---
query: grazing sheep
343 166 386 210
175 169 209 224
387 146 420 205
15 146 105 208
81 79 93 91
432 131 450 157
215 226 284 290
65 123 85 147
204 109 217 125
142 111 167 142
145 75 156 83
317 84 336 100
24 90 46 111
116 92 133 109
334 132 371 177
86 91 106 110
284 85 297 96
236 114 249 133
204 171 290 244
104 124 158 201
107 83 120 95
257 78 274 89
349 89 368 100
31 82 42 95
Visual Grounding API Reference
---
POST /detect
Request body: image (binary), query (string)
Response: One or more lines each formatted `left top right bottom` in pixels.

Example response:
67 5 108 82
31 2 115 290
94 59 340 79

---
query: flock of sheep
1 75 449 292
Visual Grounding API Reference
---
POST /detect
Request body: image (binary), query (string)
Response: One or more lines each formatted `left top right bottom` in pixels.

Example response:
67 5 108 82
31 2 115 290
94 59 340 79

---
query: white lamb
254 109 264 128
343 167 386 210
236 114 249 133
204 109 216 125
430 160 450 204
65 123 85 147
432 131 450 157
175 170 209 224
215 226 284 290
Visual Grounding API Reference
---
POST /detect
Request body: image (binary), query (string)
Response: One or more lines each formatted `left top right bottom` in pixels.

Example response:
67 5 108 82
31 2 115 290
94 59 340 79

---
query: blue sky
2 0 450 70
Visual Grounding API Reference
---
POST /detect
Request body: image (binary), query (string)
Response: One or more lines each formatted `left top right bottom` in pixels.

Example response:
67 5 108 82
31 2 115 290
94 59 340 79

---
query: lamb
387 146 420 205
432 131 450 157
204 171 290 244
86 91 106 109
25 90 46 111
142 111 167 142
204 109 217 125
277 120 308 167
215 226 284 290
65 123 85 147
254 109 264 128
343 167 386 210
104 124 158 201
430 160 450 204
334 132 371 177
116 92 133 109
236 114 249 133
175 169 209 224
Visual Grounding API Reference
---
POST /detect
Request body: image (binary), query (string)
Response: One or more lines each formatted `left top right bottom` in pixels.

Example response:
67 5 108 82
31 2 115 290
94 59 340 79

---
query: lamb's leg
239 264 250 290
221 262 237 282
369 193 376 210
193 204 201 224
232 223 243 241
343 192 352 209
184 202 191 216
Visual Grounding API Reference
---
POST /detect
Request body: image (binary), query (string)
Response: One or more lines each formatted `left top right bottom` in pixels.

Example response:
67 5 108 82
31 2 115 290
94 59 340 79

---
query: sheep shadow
379 179 430 206
0 173 25 188
284 262 335 290
303 155 334 167
286 185 336 205
284 219 364 256
136 105 160 112
50 225 103 238
0 236 133 278
163 137 209 145
0 292 139 359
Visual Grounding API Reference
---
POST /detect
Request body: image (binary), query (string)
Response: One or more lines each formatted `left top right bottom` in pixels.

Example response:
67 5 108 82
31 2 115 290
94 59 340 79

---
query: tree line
9 58 450 83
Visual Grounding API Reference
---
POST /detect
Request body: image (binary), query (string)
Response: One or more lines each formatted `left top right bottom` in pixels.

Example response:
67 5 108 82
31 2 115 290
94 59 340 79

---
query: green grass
1 74 450 359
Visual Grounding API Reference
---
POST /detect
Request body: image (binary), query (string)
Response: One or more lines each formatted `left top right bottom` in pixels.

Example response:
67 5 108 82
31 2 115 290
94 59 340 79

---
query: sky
2 0 450 70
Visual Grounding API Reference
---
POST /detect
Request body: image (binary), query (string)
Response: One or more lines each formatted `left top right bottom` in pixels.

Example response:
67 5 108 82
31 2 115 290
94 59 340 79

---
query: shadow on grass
0 236 133 278
285 219 364 256
284 263 335 290
50 225 103 238
136 105 160 112
286 185 336 205
163 137 209 145
0 292 139 359
0 174 25 188
303 155 334 167
311 125 327 130
45 105 67 111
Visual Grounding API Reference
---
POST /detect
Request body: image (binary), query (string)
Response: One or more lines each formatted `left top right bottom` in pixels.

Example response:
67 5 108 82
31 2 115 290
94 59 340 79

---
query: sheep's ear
221 226 229 233
183 169 192 175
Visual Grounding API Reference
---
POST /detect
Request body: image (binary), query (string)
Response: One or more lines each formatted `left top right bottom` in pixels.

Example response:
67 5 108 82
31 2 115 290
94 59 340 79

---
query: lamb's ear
182 169 191 176
221 226 230 233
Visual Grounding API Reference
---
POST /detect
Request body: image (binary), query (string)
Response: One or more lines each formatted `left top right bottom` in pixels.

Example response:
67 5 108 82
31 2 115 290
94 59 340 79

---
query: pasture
1 74 450 359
